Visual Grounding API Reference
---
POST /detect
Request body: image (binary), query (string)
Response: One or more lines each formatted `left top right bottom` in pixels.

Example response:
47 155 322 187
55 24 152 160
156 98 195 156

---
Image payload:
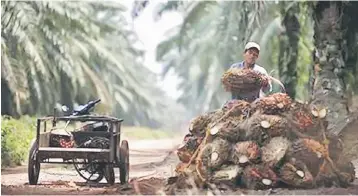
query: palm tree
311 1 358 134
137 1 356 126
133 0 358 157
278 2 300 99
1 1 172 127
154 1 273 117
311 1 349 131
153 1 314 114
341 1 358 109
311 1 358 162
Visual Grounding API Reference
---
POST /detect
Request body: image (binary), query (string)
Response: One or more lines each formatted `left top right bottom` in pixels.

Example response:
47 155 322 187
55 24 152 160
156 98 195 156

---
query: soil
2 138 358 195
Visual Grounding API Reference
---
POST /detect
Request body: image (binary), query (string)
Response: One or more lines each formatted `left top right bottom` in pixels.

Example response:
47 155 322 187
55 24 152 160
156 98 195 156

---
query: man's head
243 42 260 66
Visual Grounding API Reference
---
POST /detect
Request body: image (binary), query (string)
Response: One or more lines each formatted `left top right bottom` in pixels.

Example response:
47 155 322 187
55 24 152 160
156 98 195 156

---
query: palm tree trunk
342 2 358 110
278 2 300 99
277 33 285 81
312 1 349 132
1 79 17 117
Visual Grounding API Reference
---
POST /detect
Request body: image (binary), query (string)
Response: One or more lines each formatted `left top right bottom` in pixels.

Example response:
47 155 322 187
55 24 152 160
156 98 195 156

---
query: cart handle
72 99 101 116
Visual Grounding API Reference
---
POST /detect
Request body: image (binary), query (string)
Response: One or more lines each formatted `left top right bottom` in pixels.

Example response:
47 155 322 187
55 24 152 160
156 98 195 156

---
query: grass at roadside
1 115 36 167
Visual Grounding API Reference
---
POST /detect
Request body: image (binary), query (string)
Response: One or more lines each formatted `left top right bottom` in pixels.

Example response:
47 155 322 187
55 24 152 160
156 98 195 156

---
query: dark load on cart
28 99 129 185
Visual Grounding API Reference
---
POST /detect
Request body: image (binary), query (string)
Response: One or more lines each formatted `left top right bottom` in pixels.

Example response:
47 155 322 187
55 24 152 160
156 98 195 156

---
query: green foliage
295 2 314 101
1 115 36 167
1 1 177 128
154 1 320 114
156 1 272 116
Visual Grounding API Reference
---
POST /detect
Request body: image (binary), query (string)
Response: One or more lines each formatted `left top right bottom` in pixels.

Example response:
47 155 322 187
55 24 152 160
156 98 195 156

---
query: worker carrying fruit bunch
226 42 272 102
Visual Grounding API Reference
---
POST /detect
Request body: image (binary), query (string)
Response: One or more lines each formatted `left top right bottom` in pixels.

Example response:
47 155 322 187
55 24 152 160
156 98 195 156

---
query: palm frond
155 1 272 115
1 1 177 128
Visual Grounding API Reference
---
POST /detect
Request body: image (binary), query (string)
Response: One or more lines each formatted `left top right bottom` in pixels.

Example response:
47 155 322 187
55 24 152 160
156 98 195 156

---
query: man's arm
228 62 242 100
255 65 272 93
262 79 272 93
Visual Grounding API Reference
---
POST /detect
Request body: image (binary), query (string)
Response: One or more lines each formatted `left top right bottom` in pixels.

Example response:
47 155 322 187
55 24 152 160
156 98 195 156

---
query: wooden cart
28 100 129 185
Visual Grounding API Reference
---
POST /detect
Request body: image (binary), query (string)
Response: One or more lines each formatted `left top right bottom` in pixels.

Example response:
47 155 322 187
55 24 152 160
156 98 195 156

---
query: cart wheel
104 164 115 185
119 140 129 184
73 159 104 183
28 140 40 185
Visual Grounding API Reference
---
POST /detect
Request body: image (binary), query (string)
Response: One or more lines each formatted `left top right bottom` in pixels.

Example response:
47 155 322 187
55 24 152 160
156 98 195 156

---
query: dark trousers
230 93 258 102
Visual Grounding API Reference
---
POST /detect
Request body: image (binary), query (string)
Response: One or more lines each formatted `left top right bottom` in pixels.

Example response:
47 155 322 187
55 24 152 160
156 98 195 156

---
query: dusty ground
1 138 181 195
2 137 358 195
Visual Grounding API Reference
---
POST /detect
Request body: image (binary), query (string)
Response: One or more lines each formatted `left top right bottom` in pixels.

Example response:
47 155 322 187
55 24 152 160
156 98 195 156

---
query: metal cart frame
28 115 129 185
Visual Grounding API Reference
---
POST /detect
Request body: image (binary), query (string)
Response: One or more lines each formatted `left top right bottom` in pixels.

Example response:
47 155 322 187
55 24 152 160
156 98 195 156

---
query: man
229 42 272 102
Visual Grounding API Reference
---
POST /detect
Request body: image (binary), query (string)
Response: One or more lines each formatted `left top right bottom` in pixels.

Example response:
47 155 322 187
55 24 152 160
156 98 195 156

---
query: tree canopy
1 1 184 128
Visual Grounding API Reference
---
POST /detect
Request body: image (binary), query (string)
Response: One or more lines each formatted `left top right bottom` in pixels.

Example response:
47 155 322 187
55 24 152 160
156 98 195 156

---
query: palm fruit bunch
188 111 219 137
252 93 292 115
167 92 356 193
288 101 321 137
285 138 326 178
261 137 291 168
241 164 279 189
177 134 203 163
239 112 289 145
277 157 314 188
222 99 251 117
221 68 269 94
208 115 245 143
230 141 261 165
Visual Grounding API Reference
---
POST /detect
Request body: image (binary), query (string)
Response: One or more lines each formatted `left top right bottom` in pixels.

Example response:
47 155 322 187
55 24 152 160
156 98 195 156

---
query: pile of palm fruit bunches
167 68 356 191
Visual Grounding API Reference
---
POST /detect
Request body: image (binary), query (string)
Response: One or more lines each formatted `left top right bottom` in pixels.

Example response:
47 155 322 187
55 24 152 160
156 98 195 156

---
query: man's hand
261 78 272 93
261 78 269 88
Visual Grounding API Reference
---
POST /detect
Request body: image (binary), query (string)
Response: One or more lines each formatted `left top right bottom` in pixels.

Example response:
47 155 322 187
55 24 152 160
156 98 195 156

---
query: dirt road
1 138 182 195
2 137 358 195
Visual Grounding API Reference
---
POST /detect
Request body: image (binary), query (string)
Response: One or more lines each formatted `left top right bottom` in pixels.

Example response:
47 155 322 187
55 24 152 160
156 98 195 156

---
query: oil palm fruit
222 99 252 117
252 93 292 115
189 111 217 137
230 141 261 166
208 116 244 143
261 137 291 168
244 113 288 144
200 138 230 170
241 164 279 190
289 102 321 137
286 138 326 178
278 157 314 188
177 134 203 163
221 68 269 94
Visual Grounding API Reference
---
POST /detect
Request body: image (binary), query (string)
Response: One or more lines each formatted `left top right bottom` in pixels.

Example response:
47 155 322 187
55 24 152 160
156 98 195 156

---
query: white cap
244 42 260 51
